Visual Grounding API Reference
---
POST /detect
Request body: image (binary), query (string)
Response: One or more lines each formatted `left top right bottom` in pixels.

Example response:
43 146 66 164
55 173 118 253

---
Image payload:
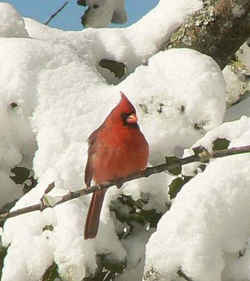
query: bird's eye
121 112 137 126
121 112 129 122
93 4 99 8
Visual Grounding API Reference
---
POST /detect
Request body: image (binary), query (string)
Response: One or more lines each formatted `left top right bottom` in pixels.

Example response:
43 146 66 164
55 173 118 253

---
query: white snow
1 1 248 281
0 3 28 38
223 42 250 120
81 0 127 28
120 48 225 164
237 42 250 71
223 65 247 106
145 117 250 281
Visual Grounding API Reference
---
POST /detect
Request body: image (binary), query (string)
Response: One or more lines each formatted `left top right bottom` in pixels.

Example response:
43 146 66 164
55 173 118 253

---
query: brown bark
161 0 250 69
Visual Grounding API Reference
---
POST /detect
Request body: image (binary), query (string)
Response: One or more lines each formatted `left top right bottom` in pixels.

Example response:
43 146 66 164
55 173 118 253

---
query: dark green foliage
198 164 207 172
82 255 126 281
42 262 61 281
99 59 126 79
10 166 30 184
212 138 230 151
83 271 116 281
10 166 37 194
99 254 126 274
42 225 54 232
169 176 192 199
165 156 182 175
111 195 163 235
140 209 163 228
168 138 231 200
0 246 7 279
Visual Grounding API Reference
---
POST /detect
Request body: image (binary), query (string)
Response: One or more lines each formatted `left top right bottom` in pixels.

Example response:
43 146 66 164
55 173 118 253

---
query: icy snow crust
2 1 249 281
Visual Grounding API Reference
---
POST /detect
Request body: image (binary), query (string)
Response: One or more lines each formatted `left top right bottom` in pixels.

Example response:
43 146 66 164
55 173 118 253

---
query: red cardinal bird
84 92 149 239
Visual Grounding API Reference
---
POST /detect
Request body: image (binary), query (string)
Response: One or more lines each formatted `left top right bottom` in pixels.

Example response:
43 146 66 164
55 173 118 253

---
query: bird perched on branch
84 92 149 239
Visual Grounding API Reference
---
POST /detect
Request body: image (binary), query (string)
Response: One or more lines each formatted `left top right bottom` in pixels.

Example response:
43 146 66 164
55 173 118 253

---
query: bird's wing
85 155 94 188
84 128 99 187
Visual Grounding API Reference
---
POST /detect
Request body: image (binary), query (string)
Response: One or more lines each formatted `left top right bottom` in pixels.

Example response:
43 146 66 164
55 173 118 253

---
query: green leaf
212 138 230 151
42 224 54 232
0 246 7 280
169 176 192 199
165 156 181 175
198 164 207 172
99 59 126 78
42 262 61 281
10 166 30 184
140 209 162 228
192 145 205 156
99 254 126 274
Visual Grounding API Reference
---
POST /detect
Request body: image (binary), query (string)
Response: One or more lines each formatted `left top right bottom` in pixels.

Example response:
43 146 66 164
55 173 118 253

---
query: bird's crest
118 91 136 114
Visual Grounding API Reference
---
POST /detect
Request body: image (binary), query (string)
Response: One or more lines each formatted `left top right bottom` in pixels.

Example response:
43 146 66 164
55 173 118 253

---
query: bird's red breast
84 92 149 239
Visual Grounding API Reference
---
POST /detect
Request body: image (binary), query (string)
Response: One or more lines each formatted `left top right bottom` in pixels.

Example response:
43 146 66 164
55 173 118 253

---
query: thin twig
177 268 194 281
1 145 250 222
44 1 69 25
44 182 55 194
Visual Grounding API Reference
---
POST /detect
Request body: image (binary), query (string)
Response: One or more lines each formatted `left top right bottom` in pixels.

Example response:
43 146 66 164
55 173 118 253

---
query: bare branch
1 145 250 222
44 1 69 26
177 268 194 281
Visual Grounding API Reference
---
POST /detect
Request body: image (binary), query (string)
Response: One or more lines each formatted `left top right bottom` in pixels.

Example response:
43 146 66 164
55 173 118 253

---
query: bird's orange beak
126 113 137 124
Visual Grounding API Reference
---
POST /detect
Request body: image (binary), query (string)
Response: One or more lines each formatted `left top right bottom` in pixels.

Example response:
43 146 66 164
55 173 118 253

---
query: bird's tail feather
84 189 106 239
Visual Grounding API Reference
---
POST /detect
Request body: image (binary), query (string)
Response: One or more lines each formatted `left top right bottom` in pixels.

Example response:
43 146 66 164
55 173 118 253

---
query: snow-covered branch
162 0 250 69
1 144 250 223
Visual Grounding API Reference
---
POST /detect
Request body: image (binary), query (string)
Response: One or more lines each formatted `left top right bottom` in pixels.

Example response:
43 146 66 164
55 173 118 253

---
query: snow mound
145 117 250 281
81 0 127 28
121 48 225 163
0 3 28 38
1 44 225 281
